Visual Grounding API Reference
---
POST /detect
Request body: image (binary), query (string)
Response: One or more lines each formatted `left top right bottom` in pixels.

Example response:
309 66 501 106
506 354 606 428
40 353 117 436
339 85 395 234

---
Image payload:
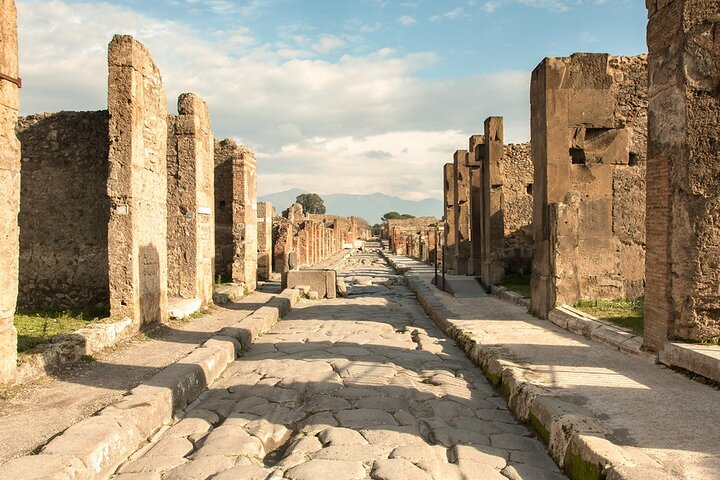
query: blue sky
16 0 647 201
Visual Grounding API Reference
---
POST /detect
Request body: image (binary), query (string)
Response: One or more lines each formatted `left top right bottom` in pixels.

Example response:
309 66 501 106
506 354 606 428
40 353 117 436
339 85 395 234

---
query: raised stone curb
14 317 135 385
0 288 302 480
380 252 677 480
490 285 531 308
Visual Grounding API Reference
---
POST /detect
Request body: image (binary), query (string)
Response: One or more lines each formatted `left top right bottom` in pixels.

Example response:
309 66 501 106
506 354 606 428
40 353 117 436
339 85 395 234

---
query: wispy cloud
429 7 465 21
398 15 418 26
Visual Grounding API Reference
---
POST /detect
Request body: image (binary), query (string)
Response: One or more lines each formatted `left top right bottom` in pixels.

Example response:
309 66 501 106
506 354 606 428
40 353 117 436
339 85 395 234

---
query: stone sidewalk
385 253 720 480
112 250 564 479
0 290 275 463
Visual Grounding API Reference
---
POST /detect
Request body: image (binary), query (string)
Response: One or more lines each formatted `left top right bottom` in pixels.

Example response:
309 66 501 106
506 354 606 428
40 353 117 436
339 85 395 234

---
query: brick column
454 150 471 275
443 163 457 273
481 117 506 287
468 135 484 276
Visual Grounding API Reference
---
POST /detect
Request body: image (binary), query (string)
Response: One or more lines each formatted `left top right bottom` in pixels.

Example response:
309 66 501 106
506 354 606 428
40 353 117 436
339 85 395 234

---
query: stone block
286 270 337 299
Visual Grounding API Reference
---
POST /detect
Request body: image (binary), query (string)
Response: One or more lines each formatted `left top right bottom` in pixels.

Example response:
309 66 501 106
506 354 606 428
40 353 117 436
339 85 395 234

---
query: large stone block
286 270 337 299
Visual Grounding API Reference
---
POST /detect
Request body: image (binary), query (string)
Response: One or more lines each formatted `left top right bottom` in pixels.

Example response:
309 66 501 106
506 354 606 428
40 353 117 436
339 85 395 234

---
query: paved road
115 249 564 479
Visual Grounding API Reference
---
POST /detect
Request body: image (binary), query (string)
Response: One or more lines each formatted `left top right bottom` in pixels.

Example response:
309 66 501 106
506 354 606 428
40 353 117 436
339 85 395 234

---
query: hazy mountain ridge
259 189 443 224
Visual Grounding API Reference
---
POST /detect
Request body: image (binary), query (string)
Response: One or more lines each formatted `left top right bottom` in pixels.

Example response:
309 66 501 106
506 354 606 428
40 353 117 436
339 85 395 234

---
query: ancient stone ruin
257 201 274 281
530 53 647 318
385 217 440 264
0 0 20 383
644 0 720 350
214 139 258 291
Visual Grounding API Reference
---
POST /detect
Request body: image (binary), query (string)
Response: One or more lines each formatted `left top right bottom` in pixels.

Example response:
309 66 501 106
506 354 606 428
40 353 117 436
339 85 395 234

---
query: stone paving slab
384 252 720 480
114 245 563 480
0 289 302 480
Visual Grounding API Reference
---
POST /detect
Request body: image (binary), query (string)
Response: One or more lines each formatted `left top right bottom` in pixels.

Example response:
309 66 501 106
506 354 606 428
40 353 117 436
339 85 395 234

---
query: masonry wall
107 35 168 325
0 0 20 383
644 0 720 349
167 93 214 305
257 202 273 281
443 163 456 273
468 135 484 276
481 118 506 286
453 150 471 275
530 53 647 317
501 142 534 275
214 139 257 290
17 111 110 310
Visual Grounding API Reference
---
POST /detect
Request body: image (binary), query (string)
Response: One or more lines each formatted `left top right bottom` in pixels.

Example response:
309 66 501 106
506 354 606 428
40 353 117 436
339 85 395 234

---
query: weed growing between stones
13 308 107 352
574 298 644 335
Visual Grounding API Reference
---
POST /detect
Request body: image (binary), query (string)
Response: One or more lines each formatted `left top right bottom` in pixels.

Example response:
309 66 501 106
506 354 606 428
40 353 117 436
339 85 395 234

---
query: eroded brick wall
17 111 110 310
167 93 214 305
481 118 506 286
454 150 471 275
530 53 647 317
0 0 20 383
214 139 257 290
645 1 720 349
501 142 534 275
108 35 169 325
468 135 484 276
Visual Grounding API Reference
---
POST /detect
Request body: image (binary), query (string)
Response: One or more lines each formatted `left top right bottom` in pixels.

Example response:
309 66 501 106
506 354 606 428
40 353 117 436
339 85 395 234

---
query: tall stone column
644 1 720 350
468 135 484 276
108 35 168 325
482 117 506 287
167 93 214 306
214 139 257 291
443 163 457 273
454 150 471 275
0 0 19 384
257 202 273 281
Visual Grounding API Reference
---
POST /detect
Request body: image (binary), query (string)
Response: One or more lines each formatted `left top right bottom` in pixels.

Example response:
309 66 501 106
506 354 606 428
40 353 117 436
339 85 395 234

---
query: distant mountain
259 189 443 224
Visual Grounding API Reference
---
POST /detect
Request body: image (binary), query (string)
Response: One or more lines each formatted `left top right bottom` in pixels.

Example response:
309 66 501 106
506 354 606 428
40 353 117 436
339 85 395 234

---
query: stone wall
257 202 274 281
644 0 720 349
385 217 439 263
481 118 506 286
17 111 110 310
107 34 169 325
167 93 214 305
501 142 534 275
214 139 257 291
443 163 456 273
530 53 647 318
0 0 20 384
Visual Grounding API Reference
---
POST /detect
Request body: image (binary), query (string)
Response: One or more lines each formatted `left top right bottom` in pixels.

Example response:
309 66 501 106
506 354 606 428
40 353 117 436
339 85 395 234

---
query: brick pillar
0 0 19 383
468 135 484 276
214 139 257 291
644 0 720 350
454 150 471 275
257 202 273 281
443 163 457 273
167 93 214 306
481 117 506 287
108 35 168 325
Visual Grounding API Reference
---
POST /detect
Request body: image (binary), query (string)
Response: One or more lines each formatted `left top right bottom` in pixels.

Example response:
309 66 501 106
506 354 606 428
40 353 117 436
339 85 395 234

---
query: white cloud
478 0 610 13
16 0 531 201
312 34 345 54
429 7 465 21
398 15 418 26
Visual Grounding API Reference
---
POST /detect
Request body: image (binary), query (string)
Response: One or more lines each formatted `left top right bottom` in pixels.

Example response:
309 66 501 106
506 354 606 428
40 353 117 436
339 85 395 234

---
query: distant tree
382 211 415 221
296 193 326 214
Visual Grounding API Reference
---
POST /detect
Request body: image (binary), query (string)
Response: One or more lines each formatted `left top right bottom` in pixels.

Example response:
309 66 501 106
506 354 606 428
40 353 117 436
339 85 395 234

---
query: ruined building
530 53 648 318
384 217 440 264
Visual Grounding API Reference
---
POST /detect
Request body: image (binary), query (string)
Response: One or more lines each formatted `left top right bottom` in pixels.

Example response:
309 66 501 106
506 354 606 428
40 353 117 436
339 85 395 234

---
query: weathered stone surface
167 93 214 306
17 111 110 311
286 459 365 480
286 269 336 299
443 162 457 273
371 458 432 480
0 0 20 384
257 201 274 280
453 150 471 275
107 34 168 325
644 0 720 349
530 53 647 317
214 138 257 290
318 427 369 446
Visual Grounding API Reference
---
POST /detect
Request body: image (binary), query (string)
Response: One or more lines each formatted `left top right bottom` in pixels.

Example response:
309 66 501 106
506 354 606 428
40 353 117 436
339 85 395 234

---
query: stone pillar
481 117 506 287
0 0 19 383
530 53 647 318
644 1 720 350
167 93 214 306
107 35 168 325
443 163 457 273
257 202 273 281
454 150 471 275
214 139 257 291
468 135 484 276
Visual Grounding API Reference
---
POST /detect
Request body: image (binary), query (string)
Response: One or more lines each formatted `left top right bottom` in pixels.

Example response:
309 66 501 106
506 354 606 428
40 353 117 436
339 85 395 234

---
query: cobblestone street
115 247 563 480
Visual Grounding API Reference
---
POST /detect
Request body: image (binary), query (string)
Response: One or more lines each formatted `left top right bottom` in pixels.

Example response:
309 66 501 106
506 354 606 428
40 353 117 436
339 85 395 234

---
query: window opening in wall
526 184 533 195
628 152 639 166
570 148 586 165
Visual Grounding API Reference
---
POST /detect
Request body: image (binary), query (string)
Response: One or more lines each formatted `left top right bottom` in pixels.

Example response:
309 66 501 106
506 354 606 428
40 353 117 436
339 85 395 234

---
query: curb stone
0 288 302 480
380 252 677 480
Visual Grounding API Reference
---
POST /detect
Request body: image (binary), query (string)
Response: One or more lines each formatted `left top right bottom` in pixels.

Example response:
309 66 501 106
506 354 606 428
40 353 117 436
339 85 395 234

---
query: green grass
14 309 107 353
499 273 532 298
574 298 644 335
